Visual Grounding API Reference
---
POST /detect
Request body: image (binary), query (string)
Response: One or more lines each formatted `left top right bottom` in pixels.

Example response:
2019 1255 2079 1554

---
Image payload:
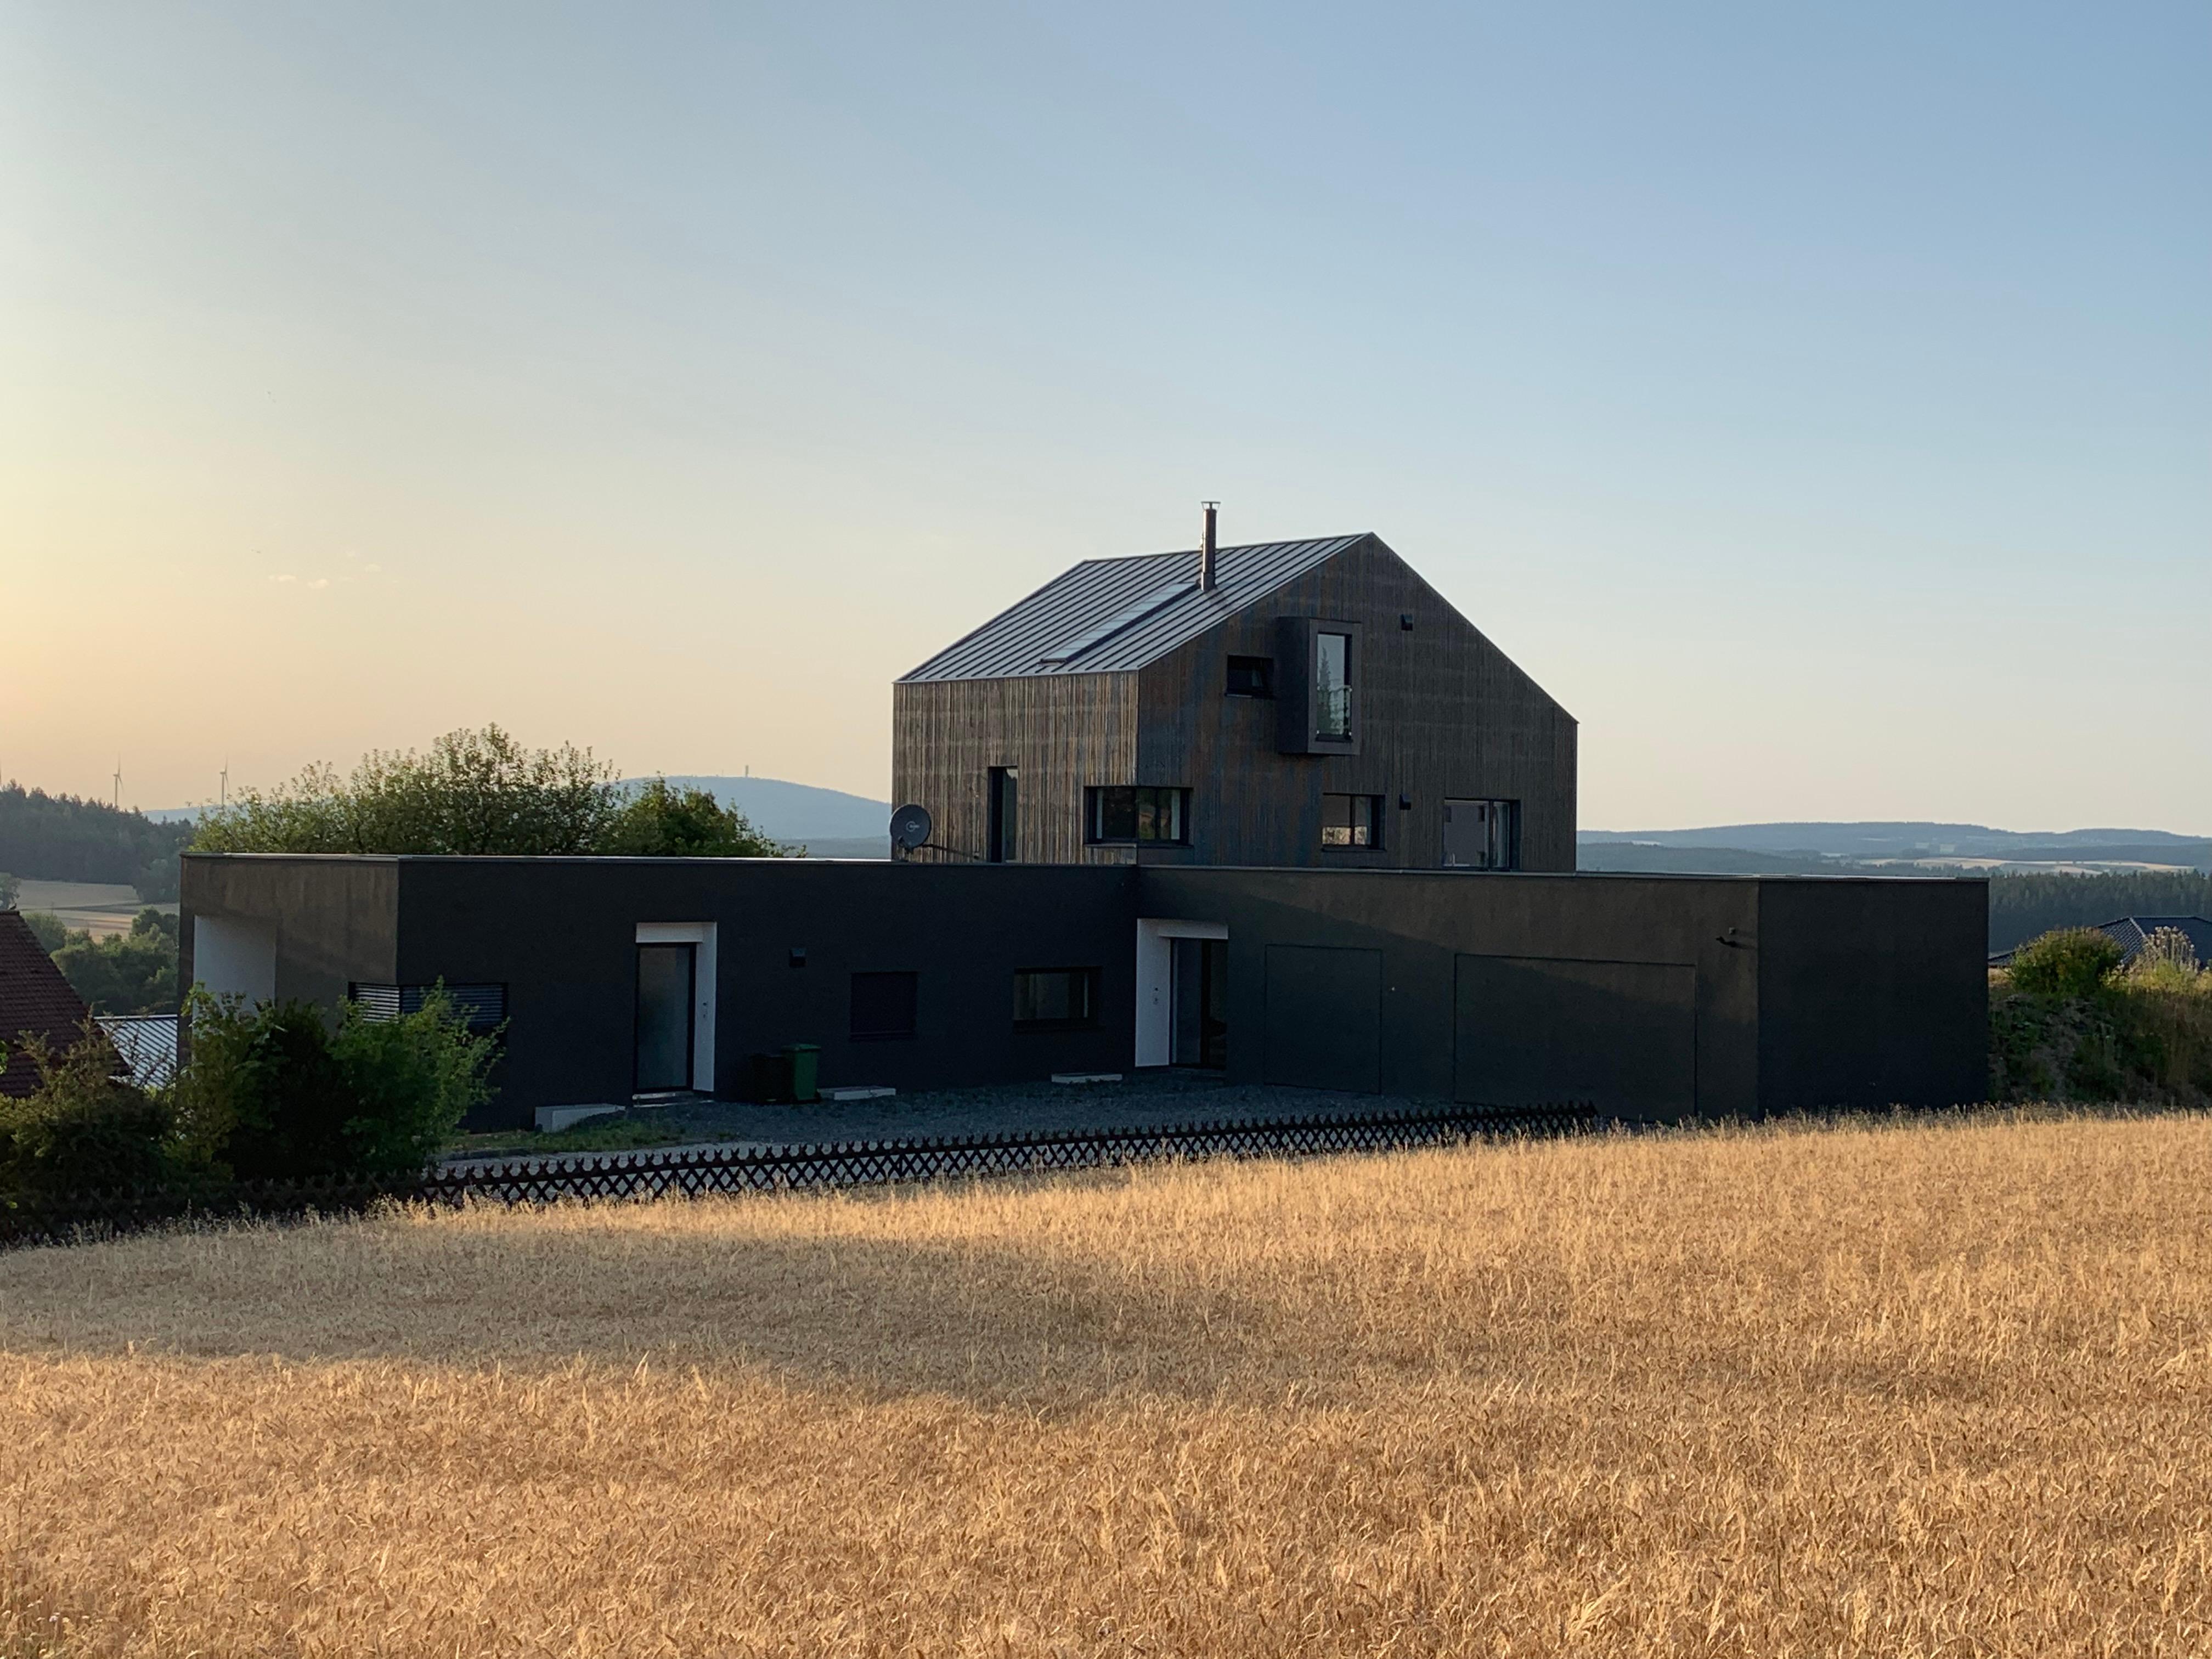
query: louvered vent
348 982 507 1032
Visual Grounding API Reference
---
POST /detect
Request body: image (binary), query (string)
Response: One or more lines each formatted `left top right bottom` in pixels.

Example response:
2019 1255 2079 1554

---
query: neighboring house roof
98 1014 179 1091
0 909 91 1097
1988 915 2212 969
900 534 1369 683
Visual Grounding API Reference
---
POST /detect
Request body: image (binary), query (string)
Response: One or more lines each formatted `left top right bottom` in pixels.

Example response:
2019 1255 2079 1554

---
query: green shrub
172 989 496 1182
2007 928 2123 999
0 1026 173 1196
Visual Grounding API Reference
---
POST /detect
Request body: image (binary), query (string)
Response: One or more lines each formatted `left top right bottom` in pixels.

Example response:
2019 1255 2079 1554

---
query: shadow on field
0 1191 1508 1408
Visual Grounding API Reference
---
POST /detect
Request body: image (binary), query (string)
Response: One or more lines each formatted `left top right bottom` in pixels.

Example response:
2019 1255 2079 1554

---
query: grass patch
6 1112 2209 1654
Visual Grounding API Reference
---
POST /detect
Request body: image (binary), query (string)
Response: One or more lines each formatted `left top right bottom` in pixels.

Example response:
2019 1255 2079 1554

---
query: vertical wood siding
1135 536 1578 871
891 675 1139 865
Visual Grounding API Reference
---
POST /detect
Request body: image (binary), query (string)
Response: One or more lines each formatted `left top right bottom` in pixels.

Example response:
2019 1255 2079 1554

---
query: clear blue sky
7 2 2207 830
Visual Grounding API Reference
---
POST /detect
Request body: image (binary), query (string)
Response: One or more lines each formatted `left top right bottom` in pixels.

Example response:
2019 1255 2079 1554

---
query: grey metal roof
900 534 1368 682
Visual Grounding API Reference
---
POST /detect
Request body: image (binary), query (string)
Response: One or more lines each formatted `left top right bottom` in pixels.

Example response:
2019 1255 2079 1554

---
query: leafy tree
0 872 18 909
193 726 794 859
19 911 74 953
50 910 179 1015
603 777 793 857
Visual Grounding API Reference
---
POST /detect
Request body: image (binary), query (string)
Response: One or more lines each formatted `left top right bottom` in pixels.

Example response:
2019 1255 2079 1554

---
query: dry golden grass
4 1113 2210 1656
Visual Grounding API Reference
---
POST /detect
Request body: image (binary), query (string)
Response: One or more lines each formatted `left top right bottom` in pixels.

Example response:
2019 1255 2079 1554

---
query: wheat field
3 1113 2209 1657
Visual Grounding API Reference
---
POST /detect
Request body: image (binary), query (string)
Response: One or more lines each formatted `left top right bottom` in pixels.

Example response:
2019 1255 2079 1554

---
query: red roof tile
0 910 91 1097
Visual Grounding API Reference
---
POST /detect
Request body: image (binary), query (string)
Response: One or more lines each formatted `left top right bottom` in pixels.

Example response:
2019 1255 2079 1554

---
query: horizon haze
7 4 2207 832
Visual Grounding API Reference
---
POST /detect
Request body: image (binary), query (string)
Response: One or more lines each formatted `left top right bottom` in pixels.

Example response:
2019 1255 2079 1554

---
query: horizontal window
1321 793 1384 850
1013 967 1100 1031
348 982 506 1032
1086 786 1189 845
850 971 918 1040
1225 655 1274 698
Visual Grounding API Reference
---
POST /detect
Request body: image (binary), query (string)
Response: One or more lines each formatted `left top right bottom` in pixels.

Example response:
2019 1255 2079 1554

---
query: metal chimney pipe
1199 501 1218 591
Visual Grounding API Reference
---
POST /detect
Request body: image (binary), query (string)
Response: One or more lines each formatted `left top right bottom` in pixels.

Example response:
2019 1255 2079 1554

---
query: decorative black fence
1 1101 1594 1251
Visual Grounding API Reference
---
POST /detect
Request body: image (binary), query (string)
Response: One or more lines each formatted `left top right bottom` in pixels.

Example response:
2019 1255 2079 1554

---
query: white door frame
1135 917 1229 1067
635 922 718 1091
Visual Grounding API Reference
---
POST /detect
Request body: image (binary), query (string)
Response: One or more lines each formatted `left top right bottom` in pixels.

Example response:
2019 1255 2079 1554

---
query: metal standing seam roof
899 534 1369 683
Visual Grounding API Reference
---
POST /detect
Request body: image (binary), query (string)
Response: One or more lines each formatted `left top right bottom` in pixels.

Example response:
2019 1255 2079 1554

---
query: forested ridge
0 785 190 899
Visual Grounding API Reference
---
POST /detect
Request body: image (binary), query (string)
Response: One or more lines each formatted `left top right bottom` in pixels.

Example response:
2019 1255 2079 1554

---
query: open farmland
4 1114 2210 1656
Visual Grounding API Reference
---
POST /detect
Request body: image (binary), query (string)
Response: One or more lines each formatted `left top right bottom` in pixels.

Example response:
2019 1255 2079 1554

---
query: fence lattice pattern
2 1102 1593 1251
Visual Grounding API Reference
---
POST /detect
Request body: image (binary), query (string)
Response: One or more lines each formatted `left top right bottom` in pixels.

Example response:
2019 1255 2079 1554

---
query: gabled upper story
892 516 1577 871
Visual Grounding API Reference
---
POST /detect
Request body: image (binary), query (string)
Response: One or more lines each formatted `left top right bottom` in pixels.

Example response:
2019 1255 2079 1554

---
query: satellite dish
889 803 933 853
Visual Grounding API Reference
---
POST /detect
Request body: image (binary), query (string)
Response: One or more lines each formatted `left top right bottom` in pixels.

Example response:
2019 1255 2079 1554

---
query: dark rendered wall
1757 878 1988 1109
181 856 1987 1132
391 857 1136 1128
1141 867 1762 1119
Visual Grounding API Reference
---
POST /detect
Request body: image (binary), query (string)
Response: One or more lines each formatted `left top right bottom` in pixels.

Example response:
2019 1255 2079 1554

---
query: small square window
1225 656 1274 698
1321 793 1383 849
1013 967 1101 1030
850 971 918 1039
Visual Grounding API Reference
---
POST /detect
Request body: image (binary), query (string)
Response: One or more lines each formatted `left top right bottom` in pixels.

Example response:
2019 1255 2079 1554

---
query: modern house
894 512 1576 870
177 516 1993 1133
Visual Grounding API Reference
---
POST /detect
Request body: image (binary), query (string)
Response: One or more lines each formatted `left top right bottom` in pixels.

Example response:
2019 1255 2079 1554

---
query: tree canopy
190 726 794 859
0 784 192 898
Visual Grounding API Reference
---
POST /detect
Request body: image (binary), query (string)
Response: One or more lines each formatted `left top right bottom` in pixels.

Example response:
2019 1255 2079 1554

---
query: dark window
987 766 1019 863
1085 786 1189 844
850 971 919 1040
1321 794 1384 849
1225 655 1274 698
1314 632 1352 741
1013 967 1100 1030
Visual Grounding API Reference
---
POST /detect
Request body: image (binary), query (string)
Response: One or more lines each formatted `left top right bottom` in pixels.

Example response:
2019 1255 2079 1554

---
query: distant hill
645 777 891 849
1579 822 2211 872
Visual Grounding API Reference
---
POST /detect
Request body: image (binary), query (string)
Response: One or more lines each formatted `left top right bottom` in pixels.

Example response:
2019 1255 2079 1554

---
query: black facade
183 854 1988 1132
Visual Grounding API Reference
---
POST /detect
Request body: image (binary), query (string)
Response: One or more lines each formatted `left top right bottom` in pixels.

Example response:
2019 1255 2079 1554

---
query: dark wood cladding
1136 535 1576 871
891 674 1140 865
891 534 1577 871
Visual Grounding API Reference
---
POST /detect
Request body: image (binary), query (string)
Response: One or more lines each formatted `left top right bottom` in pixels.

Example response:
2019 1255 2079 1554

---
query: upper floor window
1314 632 1352 740
1321 793 1383 849
1086 786 1188 845
1225 655 1274 698
987 766 1019 863
1443 798 1519 871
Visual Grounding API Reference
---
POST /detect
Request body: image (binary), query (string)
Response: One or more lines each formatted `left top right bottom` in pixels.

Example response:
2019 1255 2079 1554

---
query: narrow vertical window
1314 632 1352 740
988 766 1019 862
